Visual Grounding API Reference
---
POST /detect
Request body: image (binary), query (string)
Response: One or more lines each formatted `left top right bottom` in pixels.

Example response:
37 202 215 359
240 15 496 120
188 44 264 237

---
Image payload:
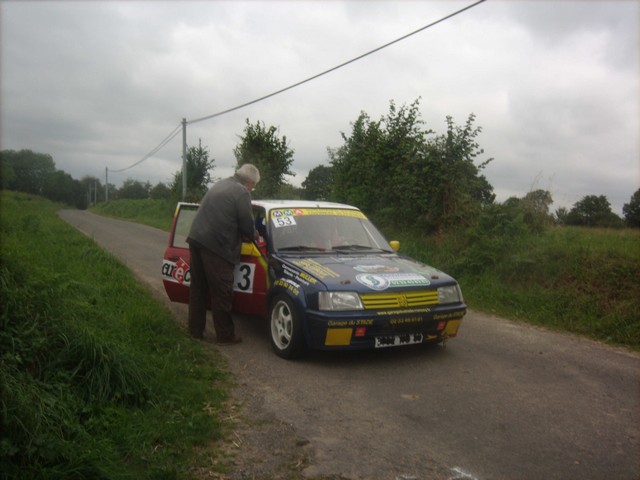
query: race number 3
233 262 255 293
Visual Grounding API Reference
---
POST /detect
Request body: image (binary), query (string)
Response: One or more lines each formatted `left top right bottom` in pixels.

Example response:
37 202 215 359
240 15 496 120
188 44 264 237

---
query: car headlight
438 284 463 304
318 291 364 311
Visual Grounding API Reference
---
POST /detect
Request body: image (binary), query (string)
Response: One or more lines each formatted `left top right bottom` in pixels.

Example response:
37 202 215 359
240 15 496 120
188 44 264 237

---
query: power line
107 0 485 177
108 122 183 173
188 0 486 125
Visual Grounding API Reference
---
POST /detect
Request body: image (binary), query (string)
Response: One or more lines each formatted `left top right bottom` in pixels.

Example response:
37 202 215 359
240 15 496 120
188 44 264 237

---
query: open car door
162 203 198 304
162 202 269 317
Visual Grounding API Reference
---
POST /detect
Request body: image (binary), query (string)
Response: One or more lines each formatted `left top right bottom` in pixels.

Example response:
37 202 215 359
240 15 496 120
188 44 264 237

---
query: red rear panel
162 203 268 317
162 204 198 304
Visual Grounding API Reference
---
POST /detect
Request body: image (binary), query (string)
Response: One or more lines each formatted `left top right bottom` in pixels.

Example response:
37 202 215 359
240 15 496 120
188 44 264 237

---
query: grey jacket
187 175 255 264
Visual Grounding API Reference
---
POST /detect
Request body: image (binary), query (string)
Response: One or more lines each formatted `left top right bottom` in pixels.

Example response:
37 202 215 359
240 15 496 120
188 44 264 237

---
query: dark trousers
188 244 236 340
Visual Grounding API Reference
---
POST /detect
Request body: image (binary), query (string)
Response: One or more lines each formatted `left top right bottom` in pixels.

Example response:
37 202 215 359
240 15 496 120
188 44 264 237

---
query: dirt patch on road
191 380 351 480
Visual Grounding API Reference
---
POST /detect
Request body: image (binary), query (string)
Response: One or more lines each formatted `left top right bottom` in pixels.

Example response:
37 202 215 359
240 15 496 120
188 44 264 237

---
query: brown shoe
216 335 242 346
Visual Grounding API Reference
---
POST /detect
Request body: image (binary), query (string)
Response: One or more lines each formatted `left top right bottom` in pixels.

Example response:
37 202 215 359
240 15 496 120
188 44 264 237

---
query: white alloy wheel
269 296 306 359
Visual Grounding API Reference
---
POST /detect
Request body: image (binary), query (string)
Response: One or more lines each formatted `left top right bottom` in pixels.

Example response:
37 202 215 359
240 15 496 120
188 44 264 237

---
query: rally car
162 200 466 359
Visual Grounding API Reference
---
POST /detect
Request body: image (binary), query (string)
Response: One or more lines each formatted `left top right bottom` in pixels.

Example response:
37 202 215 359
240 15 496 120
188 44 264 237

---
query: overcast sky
1 0 638 214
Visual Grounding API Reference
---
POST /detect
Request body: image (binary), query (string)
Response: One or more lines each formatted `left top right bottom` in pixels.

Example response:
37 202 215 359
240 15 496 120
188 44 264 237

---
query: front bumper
303 305 466 350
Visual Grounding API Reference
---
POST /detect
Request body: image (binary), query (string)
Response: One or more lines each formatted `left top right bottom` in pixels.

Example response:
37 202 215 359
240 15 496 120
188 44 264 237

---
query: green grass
91 198 176 231
393 225 640 349
1 192 230 479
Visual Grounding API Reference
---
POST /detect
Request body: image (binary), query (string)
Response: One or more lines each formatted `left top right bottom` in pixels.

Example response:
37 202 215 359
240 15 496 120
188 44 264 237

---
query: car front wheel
269 295 306 359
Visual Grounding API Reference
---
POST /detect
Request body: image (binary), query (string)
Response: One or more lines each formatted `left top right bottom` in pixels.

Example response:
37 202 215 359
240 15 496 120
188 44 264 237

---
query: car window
172 205 198 249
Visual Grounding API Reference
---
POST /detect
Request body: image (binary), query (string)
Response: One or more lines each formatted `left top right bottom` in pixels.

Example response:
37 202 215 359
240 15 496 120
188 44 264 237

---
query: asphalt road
58 209 639 480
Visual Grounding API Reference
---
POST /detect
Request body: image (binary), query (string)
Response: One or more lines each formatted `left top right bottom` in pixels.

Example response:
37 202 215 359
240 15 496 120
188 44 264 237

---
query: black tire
269 295 307 359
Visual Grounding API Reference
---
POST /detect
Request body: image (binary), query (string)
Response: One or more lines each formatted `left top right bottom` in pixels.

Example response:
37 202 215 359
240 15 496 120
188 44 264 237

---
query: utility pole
182 117 187 200
105 167 109 202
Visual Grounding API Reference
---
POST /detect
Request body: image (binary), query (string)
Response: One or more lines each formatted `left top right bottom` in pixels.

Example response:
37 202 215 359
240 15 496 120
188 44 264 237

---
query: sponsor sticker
354 264 400 273
355 273 430 290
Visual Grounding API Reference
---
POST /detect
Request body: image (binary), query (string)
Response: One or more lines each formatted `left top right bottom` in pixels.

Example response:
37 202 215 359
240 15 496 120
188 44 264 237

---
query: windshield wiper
332 244 378 251
278 245 326 252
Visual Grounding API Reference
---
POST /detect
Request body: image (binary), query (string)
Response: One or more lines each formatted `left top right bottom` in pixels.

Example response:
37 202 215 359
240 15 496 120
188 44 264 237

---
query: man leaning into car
186 163 260 345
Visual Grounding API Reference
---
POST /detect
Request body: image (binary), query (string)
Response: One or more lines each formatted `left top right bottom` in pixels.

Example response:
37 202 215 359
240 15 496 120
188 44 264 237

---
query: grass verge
91 198 176 231
394 225 640 350
1 192 230 479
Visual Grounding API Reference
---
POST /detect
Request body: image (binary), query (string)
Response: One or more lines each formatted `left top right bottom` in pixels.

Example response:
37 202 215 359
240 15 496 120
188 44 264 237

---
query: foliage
565 194 623 228
1 149 86 208
329 99 494 232
91 198 176 231
149 182 172 200
79 176 105 205
0 149 56 194
301 165 333 200
171 140 215 201
503 189 554 232
233 119 295 199
0 191 229 479
390 221 640 350
276 182 303 199
554 206 569 225
623 188 640 228
427 113 495 230
118 178 150 200
456 203 530 274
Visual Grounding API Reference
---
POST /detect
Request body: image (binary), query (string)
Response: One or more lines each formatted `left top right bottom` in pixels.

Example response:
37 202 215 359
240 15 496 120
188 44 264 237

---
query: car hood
278 252 455 291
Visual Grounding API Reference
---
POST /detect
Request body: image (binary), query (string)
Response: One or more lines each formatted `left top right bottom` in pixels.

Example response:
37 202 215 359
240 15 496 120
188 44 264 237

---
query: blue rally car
162 200 466 359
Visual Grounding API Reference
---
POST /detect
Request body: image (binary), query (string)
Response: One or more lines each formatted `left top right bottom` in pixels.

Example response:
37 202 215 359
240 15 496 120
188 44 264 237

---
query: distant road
59 209 640 480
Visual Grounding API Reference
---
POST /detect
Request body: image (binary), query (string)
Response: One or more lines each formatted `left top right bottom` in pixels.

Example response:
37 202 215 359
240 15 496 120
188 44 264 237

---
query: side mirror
389 240 400 252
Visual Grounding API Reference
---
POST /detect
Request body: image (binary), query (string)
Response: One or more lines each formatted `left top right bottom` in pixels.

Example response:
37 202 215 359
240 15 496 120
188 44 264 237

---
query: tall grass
91 198 176 231
391 213 640 349
1 192 229 479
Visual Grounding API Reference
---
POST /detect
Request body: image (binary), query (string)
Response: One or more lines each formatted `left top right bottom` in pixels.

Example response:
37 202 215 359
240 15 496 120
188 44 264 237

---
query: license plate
374 333 423 348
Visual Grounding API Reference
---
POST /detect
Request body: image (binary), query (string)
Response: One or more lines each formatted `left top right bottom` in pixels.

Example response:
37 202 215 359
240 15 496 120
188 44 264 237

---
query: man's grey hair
236 163 260 184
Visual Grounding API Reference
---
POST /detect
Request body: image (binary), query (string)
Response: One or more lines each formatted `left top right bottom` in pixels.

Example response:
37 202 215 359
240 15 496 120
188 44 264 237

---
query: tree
277 182 303 199
330 99 494 231
233 119 294 199
501 191 554 232
301 165 333 200
427 113 495 230
150 182 172 200
623 189 640 228
554 207 569 225
42 170 84 207
171 140 215 201
565 195 622 227
171 140 215 202
0 149 56 194
329 111 387 212
118 178 150 199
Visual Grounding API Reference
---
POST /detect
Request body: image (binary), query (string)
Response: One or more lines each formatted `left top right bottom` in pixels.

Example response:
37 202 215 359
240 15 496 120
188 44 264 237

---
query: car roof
175 200 362 215
251 200 360 213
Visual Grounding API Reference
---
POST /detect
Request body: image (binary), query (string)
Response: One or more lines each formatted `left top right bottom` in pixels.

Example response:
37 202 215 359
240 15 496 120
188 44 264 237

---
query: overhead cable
107 0 485 173
108 122 183 173
188 0 486 125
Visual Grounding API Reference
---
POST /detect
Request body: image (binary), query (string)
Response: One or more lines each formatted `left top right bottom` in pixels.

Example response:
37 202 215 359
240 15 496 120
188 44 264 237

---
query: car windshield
269 208 393 253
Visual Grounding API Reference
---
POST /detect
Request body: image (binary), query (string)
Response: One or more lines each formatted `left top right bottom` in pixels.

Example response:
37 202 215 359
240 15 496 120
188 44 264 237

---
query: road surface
59 209 640 480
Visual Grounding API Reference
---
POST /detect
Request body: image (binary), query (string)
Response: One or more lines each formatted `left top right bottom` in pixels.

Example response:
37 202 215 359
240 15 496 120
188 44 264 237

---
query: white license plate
374 333 423 348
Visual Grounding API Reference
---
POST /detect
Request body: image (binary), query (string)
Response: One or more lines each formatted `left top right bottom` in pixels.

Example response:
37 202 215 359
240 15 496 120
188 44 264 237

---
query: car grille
360 290 438 310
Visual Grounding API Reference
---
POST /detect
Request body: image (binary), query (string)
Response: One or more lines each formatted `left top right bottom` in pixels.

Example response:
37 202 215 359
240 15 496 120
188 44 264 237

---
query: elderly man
186 163 260 344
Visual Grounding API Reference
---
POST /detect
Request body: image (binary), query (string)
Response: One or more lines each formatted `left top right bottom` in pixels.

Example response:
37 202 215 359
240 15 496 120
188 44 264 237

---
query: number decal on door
233 262 255 293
